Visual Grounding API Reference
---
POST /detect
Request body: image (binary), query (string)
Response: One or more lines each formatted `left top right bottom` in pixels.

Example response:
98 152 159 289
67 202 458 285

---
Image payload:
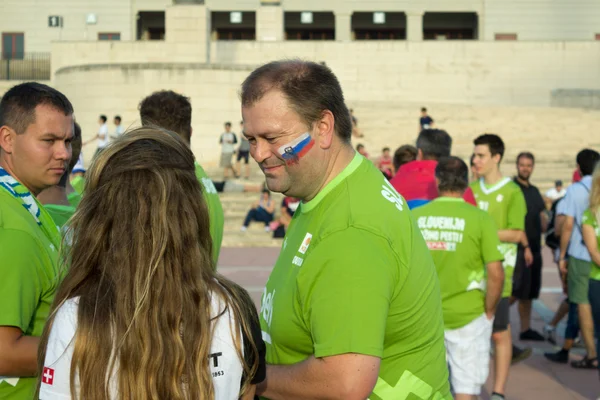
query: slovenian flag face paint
278 132 315 165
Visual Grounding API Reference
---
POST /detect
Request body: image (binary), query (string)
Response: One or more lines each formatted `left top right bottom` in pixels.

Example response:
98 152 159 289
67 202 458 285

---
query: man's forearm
497 230 526 245
259 356 376 400
559 218 574 259
485 262 504 315
0 334 39 377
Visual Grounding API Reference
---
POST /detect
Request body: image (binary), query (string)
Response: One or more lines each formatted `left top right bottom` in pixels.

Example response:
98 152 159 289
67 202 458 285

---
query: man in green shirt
413 156 504 400
470 134 531 400
242 60 451 400
38 121 83 229
0 82 74 399
139 90 224 265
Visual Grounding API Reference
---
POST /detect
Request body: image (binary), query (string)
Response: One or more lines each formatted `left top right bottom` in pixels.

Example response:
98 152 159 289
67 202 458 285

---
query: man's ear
0 125 16 155
316 110 335 150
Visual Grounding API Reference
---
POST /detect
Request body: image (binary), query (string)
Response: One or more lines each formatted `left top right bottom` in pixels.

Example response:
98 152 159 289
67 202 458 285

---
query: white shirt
40 294 245 399
545 187 567 201
111 125 125 141
220 132 236 153
98 124 109 148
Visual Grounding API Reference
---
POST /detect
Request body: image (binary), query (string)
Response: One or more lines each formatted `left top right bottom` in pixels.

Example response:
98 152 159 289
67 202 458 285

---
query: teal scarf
0 166 61 250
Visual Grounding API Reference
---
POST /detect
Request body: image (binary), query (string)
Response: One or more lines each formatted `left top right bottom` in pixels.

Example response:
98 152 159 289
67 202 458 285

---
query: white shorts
445 313 493 395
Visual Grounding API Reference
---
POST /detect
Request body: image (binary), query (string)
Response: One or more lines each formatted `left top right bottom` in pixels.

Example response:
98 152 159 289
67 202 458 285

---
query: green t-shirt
194 163 224 266
71 175 85 195
413 197 503 330
470 177 526 297
45 203 76 229
67 191 81 208
582 209 600 280
259 154 451 400
0 187 61 399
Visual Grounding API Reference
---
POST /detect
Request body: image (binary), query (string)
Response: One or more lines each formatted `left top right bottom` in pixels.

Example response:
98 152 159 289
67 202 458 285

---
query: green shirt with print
470 177 526 297
582 209 600 280
71 175 85 195
0 189 61 400
412 197 504 330
195 162 224 266
259 153 451 400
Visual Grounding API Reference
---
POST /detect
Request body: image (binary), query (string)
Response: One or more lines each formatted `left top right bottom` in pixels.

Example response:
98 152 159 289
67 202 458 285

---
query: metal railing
1 52 51 81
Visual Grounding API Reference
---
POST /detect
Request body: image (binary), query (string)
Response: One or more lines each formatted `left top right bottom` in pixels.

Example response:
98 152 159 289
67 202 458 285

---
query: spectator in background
390 129 477 209
38 122 84 220
271 196 301 238
393 144 417 172
241 189 276 232
512 152 548 342
377 147 394 180
545 180 567 209
558 149 600 369
356 143 369 159
83 114 109 158
236 121 251 180
110 115 124 141
219 122 238 180
350 108 363 138
419 107 434 131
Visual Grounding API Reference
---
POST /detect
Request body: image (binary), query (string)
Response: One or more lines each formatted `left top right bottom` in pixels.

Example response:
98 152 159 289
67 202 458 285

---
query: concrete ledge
55 62 257 76
551 89 600 109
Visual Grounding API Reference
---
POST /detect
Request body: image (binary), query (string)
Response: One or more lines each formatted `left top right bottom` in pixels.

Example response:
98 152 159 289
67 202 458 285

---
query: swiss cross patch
42 367 54 385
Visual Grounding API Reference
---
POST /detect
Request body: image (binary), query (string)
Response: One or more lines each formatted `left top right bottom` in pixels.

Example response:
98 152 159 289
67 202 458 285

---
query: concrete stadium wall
53 63 252 167
209 41 600 106
551 89 600 110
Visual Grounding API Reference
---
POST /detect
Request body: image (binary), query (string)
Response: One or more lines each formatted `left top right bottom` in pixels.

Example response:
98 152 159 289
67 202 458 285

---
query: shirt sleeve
39 300 78 399
297 228 396 359
582 209 595 227
0 229 47 332
561 187 578 218
507 189 526 231
481 214 504 264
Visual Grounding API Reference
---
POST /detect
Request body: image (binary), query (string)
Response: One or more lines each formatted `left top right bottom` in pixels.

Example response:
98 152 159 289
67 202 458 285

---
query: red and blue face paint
278 133 315 166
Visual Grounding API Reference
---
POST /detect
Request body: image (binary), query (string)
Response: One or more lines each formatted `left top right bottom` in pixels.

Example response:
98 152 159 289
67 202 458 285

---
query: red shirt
389 160 477 209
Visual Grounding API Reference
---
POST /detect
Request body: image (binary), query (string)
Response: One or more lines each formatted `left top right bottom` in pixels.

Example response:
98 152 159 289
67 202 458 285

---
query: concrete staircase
207 101 600 248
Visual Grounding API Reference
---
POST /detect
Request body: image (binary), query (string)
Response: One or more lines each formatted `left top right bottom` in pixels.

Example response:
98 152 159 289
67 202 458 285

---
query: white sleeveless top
39 295 244 399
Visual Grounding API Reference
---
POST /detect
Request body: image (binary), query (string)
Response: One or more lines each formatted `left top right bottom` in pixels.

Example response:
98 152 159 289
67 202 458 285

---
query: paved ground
218 246 598 400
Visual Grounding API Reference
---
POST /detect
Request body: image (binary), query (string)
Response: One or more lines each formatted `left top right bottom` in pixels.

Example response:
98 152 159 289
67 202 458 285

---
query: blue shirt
562 176 592 261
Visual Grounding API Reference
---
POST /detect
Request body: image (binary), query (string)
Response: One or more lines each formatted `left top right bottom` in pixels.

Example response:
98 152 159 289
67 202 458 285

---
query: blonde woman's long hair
591 162 600 225
37 127 259 399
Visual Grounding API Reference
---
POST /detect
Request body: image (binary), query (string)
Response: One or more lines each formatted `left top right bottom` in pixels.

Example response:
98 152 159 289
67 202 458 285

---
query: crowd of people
0 60 599 400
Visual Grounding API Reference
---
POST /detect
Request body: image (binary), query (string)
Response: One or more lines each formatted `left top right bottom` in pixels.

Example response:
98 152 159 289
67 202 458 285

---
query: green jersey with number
582 209 600 280
259 153 451 400
194 163 224 266
470 177 526 297
413 197 503 329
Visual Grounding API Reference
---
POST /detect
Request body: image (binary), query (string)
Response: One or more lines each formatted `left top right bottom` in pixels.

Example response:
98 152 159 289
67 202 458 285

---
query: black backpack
545 198 562 250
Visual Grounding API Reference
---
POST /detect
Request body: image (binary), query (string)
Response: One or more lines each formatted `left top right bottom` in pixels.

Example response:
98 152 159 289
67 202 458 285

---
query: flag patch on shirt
42 367 54 385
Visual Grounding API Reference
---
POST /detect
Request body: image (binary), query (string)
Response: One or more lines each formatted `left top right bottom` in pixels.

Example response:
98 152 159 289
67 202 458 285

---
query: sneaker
544 349 569 364
544 325 557 345
490 393 505 400
511 345 532 365
240 226 247 232
520 329 545 341
265 226 271 233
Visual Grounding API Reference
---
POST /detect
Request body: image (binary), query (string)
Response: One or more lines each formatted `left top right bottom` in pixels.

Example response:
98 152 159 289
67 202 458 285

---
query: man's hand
559 259 568 275
524 247 534 267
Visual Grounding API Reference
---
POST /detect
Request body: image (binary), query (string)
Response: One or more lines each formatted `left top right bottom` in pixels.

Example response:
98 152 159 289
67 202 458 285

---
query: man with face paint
242 60 451 400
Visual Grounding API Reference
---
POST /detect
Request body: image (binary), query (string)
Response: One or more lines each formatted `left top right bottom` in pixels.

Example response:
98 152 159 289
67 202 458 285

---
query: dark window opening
423 12 478 40
137 11 165 40
352 12 406 40
212 11 256 40
2 32 24 59
98 32 121 41
285 12 335 41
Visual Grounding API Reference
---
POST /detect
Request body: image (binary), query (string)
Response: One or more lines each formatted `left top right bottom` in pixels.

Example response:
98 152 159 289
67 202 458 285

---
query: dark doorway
423 12 478 40
285 12 335 40
352 12 406 40
137 11 165 40
212 11 256 40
